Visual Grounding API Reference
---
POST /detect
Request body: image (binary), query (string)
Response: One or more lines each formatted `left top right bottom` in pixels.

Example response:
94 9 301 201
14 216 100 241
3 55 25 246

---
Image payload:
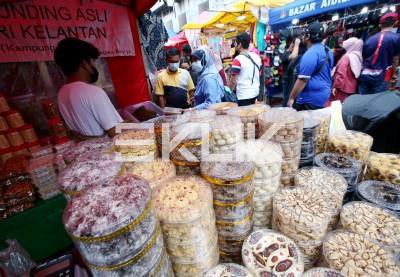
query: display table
0 195 72 262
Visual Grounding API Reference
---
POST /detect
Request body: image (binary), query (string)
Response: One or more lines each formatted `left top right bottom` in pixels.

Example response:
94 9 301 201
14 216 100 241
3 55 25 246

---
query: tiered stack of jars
355 180 400 215
294 167 347 230
273 186 335 269
153 176 218 276
58 152 122 198
314 153 362 201
171 119 212 175
242 229 304 276
365 152 400 186
120 159 176 190
327 130 373 171
201 159 255 263
114 128 157 161
236 141 282 229
299 118 319 167
63 175 172 276
258 108 304 187
299 110 331 154
208 102 238 115
227 104 270 140
211 115 243 153
322 230 400 277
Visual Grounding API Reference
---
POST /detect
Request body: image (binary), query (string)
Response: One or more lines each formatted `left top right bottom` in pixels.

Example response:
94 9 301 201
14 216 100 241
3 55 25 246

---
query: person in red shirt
331 37 363 103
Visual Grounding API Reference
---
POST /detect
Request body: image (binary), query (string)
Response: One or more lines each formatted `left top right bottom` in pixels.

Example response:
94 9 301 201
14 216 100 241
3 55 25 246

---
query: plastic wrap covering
0 239 36 276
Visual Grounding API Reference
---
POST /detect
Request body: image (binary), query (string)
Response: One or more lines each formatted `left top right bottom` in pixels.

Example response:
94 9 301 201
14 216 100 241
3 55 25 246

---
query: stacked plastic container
153 176 218 277
314 153 362 198
208 102 238 115
273 187 335 269
258 108 304 187
322 230 400 277
236 141 282 229
294 167 347 230
356 180 400 216
242 229 304 277
365 152 400 186
201 159 255 263
63 175 172 276
300 118 319 167
114 128 157 161
227 104 270 140
299 110 331 154
211 115 243 153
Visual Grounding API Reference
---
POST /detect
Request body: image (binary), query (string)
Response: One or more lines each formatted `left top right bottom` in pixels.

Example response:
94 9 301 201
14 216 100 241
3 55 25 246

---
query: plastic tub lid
258 108 303 125
205 263 253 277
228 104 269 119
211 115 242 131
329 130 373 148
356 180 400 211
208 102 238 112
172 122 211 140
314 152 362 175
63 174 151 237
303 117 319 130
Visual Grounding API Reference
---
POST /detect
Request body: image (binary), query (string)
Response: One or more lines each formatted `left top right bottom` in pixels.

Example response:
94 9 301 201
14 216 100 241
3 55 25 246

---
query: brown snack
366 152 400 186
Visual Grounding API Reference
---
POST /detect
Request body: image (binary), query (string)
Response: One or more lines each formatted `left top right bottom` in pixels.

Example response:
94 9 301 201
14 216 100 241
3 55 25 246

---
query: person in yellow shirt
155 47 195 109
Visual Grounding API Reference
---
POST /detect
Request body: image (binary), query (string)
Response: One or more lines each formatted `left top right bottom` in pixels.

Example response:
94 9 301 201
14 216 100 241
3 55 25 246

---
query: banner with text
0 0 135 62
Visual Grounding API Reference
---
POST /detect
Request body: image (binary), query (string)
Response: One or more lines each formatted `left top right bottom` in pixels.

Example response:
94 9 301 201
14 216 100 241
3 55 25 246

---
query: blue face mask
168 62 179 72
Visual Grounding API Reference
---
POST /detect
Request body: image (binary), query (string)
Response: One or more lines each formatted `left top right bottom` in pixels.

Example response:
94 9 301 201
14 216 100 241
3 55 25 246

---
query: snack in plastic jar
114 128 157 160
242 229 304 277
208 102 238 115
228 104 270 139
273 187 335 241
57 153 122 196
5 129 24 147
186 109 216 122
205 263 253 277
120 159 176 189
258 108 303 143
340 201 400 250
171 122 211 162
171 158 200 176
280 139 302 160
0 115 9 131
215 209 253 238
301 117 319 160
201 160 254 202
218 228 252 254
213 192 253 221
313 153 362 192
4 109 25 128
19 124 38 144
0 134 10 149
211 115 243 153
356 180 400 215
281 156 301 176
327 130 373 165
302 267 345 277
293 238 323 270
172 247 219 277
63 175 158 267
366 152 400 186
322 230 400 277
60 137 111 164
299 110 331 154
219 249 243 264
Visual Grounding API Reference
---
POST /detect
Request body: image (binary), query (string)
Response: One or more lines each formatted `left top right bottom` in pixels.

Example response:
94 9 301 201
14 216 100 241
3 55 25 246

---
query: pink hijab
342 37 363 78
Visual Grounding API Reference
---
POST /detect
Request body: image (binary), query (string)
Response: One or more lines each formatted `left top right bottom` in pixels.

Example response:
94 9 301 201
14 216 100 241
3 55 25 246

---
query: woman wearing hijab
331 37 363 103
190 46 224 110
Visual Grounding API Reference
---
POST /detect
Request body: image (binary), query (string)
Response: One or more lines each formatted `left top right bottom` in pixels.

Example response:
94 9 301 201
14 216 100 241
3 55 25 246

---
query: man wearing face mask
54 38 123 138
155 47 195 109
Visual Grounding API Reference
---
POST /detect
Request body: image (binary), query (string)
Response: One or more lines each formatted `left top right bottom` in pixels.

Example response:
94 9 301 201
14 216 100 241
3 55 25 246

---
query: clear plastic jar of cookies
340 201 400 252
314 153 362 192
120 159 176 190
280 139 302 160
327 130 373 165
242 229 304 277
280 174 295 187
211 115 243 153
216 209 253 238
301 118 319 161
213 192 253 221
299 110 331 154
273 187 335 242
218 228 252 254
114 127 157 161
208 102 238 115
322 230 400 277
172 247 219 277
171 157 200 176
63 175 159 267
4 109 25 128
205 263 253 277
258 108 303 143
293 238 323 270
366 152 400 186
302 267 345 277
228 104 270 139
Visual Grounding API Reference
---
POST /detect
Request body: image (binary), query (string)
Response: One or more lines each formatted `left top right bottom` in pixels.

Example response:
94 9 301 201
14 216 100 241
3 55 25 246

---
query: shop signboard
0 0 135 62
269 0 376 26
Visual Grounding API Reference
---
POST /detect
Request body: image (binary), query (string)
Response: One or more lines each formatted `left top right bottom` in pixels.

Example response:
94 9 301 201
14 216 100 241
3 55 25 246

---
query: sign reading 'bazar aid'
0 0 135 63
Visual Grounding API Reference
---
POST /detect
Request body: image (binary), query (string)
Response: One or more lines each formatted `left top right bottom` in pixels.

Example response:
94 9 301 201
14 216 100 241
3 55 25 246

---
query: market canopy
269 0 377 26
183 0 294 32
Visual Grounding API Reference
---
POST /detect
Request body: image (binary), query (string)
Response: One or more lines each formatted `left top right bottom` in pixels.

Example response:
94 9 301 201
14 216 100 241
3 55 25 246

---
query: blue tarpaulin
269 0 377 26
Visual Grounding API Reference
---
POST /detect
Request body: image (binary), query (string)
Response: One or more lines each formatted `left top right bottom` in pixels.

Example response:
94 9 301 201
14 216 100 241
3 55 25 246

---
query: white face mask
391 27 398 33
191 61 203 73
168 62 179 72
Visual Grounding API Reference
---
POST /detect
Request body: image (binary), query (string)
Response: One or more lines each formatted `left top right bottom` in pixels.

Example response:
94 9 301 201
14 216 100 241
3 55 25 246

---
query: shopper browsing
281 36 302 106
288 22 334 110
54 38 123 138
331 37 363 103
229 32 262 106
189 46 224 110
180 44 198 85
155 47 195 109
358 12 400 94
